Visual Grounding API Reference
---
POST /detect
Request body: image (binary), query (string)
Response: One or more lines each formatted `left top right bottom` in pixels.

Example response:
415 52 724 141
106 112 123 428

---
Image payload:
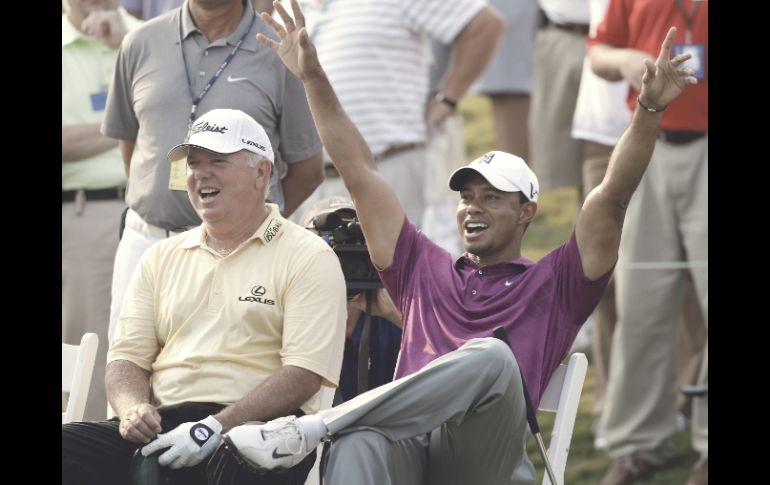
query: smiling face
456 172 536 266
185 147 271 229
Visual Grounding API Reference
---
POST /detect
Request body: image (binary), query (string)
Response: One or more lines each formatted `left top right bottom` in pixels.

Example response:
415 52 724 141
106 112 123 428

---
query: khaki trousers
62 198 125 421
600 136 708 458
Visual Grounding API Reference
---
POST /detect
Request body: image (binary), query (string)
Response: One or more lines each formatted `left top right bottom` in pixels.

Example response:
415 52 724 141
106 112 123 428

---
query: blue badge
90 91 107 112
673 43 705 80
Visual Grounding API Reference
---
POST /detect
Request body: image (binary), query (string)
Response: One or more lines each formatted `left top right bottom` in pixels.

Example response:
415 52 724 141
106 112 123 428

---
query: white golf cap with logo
167 108 274 163
448 150 539 202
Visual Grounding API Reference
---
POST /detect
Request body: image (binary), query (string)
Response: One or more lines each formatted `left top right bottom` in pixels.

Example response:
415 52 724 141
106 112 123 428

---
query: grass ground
458 95 699 483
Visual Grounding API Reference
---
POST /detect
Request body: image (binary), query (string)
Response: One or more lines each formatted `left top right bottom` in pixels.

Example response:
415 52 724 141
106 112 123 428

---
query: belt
657 130 707 144
124 208 197 238
324 143 423 178
62 186 125 203
547 19 589 35
376 143 422 162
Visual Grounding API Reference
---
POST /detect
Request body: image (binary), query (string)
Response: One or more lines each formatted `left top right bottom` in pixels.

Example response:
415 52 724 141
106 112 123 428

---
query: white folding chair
303 385 336 485
62 333 99 424
537 352 588 485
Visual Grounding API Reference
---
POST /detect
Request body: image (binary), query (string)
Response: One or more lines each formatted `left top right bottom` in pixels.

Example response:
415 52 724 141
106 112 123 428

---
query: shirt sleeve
102 33 140 140
280 249 347 386
543 230 614 328
107 245 161 370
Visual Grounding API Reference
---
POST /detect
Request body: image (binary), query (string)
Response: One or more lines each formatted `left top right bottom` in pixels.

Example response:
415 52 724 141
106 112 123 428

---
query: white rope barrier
618 261 708 270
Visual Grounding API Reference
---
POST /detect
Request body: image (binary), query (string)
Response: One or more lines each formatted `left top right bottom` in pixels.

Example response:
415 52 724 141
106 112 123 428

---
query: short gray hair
245 152 264 168
244 152 273 200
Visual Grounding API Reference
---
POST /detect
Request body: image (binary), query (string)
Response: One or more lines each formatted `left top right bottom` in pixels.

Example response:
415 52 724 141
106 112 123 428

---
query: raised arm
257 0 404 269
576 27 697 280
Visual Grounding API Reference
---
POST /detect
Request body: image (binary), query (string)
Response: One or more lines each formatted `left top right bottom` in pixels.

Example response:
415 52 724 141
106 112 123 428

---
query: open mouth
199 187 221 200
464 221 489 238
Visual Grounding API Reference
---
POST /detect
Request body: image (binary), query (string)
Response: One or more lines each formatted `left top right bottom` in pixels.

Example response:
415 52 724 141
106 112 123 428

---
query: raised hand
256 0 323 81
638 27 698 111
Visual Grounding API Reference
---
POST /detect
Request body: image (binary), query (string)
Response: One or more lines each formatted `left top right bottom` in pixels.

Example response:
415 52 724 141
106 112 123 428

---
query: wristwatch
434 91 458 110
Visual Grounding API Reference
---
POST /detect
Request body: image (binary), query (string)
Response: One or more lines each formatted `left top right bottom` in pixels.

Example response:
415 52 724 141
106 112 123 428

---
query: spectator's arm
119 139 136 175
62 124 118 161
589 43 650 91
280 152 324 217
347 289 402 331
428 6 504 125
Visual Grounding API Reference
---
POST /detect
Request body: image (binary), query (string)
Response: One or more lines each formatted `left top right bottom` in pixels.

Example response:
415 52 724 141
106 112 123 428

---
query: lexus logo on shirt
239 285 275 305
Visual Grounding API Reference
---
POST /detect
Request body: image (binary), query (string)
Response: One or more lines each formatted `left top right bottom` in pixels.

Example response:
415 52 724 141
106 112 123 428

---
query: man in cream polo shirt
62 109 346 485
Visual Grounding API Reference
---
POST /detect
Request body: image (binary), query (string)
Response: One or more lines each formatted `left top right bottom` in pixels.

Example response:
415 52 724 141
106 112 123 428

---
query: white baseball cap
448 150 539 202
167 108 274 163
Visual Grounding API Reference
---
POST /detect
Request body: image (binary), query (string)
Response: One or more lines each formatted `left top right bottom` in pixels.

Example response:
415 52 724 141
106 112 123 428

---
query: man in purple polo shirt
216 2 698 483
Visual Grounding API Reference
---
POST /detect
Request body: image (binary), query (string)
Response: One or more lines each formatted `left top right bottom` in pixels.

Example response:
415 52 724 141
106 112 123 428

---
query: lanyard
675 0 700 44
179 8 256 137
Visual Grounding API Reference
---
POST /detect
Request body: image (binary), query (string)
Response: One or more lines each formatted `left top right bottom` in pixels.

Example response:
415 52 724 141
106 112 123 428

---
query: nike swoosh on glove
141 415 223 469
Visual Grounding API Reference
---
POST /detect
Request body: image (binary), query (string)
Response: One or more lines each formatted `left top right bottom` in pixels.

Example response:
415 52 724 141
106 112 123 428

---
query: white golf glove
141 415 223 469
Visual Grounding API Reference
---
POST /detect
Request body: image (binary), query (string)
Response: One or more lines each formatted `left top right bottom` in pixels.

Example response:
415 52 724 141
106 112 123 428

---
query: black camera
312 211 383 298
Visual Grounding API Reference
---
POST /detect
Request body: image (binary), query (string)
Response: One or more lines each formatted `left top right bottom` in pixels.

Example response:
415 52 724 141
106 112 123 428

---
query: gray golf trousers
320 337 536 485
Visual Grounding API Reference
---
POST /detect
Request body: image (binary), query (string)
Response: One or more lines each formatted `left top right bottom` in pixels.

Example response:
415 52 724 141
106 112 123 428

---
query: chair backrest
62 333 99 424
537 352 588 485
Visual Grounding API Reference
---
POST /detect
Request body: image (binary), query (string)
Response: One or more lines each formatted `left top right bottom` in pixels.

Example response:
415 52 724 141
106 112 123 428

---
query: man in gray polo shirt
103 0 323 342
216 4 698 484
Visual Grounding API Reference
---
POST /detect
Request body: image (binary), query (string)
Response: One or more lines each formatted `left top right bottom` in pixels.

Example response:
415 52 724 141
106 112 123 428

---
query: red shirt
590 0 708 131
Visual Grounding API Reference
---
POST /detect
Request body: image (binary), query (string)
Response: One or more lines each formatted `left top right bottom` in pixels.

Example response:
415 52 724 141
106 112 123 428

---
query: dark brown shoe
600 444 678 485
686 457 707 485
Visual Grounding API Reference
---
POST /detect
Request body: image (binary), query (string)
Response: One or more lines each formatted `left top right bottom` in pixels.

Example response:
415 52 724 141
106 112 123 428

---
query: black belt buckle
658 130 706 145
